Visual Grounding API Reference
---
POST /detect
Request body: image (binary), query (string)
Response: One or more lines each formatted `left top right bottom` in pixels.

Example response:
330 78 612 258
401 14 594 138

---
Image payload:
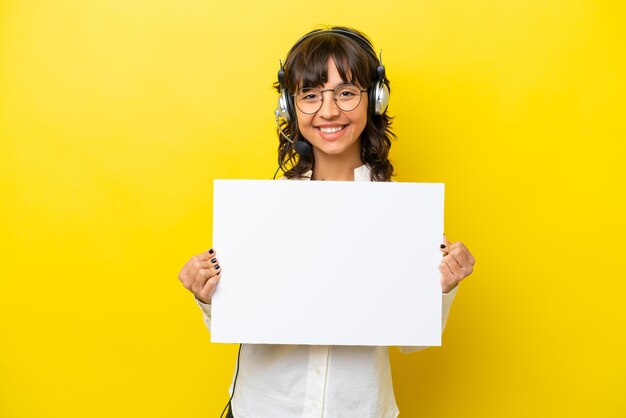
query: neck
311 143 363 181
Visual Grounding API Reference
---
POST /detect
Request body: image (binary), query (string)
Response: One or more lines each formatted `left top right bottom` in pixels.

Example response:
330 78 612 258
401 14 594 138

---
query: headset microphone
294 139 312 157
273 110 312 179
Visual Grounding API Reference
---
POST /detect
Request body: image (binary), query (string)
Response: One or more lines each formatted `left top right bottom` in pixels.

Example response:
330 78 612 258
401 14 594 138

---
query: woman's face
295 57 368 162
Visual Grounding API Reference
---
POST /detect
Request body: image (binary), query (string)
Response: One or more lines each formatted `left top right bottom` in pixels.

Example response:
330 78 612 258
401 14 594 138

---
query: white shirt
197 165 458 418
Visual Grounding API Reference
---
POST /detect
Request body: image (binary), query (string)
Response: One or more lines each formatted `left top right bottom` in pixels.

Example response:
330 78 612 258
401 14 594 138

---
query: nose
317 90 341 119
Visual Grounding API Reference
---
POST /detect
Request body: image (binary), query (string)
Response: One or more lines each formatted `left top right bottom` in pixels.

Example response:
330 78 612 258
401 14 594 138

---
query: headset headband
284 28 381 65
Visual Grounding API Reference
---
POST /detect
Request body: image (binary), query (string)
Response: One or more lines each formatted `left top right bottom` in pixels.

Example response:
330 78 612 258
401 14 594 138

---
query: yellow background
1 1 624 417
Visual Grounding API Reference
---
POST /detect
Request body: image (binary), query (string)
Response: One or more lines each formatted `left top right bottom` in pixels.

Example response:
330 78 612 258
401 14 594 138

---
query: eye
298 88 321 101
338 90 357 97
336 85 361 99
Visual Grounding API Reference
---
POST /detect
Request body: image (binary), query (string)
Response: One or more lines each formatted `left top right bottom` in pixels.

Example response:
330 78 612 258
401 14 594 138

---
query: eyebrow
299 82 359 90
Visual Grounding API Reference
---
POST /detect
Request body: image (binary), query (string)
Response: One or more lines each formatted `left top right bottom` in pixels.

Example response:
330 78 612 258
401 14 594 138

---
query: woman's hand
178 248 222 304
439 237 475 293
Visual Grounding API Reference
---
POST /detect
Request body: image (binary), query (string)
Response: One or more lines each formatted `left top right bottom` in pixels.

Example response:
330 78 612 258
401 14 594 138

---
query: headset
274 28 390 158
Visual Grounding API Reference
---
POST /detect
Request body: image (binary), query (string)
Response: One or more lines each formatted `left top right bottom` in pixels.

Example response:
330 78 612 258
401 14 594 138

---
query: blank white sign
211 180 444 346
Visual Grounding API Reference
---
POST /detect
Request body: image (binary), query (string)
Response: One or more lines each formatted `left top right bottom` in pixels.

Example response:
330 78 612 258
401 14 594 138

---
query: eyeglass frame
293 83 368 114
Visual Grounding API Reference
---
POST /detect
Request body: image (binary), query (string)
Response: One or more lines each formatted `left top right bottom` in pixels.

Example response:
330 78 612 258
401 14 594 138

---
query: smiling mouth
317 125 346 134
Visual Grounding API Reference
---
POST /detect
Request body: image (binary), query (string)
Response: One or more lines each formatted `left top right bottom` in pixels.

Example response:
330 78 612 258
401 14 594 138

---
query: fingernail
211 258 217 263
215 264 220 270
209 249 215 254
440 244 446 249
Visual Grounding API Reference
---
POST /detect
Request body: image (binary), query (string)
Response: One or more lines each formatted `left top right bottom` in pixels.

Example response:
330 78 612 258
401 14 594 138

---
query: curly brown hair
275 26 396 182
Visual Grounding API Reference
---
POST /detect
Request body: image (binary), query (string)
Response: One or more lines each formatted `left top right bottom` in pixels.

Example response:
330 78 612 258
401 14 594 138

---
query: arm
399 237 474 354
178 248 222 332
195 298 213 332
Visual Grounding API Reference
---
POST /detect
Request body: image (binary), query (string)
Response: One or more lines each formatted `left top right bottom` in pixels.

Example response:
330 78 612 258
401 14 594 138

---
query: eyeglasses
294 84 368 114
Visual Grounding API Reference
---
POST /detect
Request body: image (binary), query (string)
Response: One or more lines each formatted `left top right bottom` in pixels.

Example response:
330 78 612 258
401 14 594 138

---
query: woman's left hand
439 236 475 293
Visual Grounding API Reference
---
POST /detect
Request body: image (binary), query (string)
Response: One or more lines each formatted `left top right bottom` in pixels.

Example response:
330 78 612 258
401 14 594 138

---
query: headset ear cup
370 80 389 115
286 92 296 123
278 89 292 123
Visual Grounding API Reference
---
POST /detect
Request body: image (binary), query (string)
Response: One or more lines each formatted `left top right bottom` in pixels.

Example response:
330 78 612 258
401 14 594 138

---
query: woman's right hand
178 248 221 304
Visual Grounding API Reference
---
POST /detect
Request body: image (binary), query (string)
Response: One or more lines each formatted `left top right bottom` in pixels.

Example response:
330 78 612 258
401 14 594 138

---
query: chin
311 141 352 156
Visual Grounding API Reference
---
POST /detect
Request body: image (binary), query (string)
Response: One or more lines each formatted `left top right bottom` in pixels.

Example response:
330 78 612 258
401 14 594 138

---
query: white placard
211 180 444 346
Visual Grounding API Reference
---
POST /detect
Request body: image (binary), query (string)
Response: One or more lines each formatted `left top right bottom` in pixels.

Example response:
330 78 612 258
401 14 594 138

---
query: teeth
319 126 344 133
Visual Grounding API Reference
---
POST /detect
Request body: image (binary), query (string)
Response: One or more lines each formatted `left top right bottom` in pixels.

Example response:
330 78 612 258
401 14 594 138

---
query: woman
178 26 475 418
